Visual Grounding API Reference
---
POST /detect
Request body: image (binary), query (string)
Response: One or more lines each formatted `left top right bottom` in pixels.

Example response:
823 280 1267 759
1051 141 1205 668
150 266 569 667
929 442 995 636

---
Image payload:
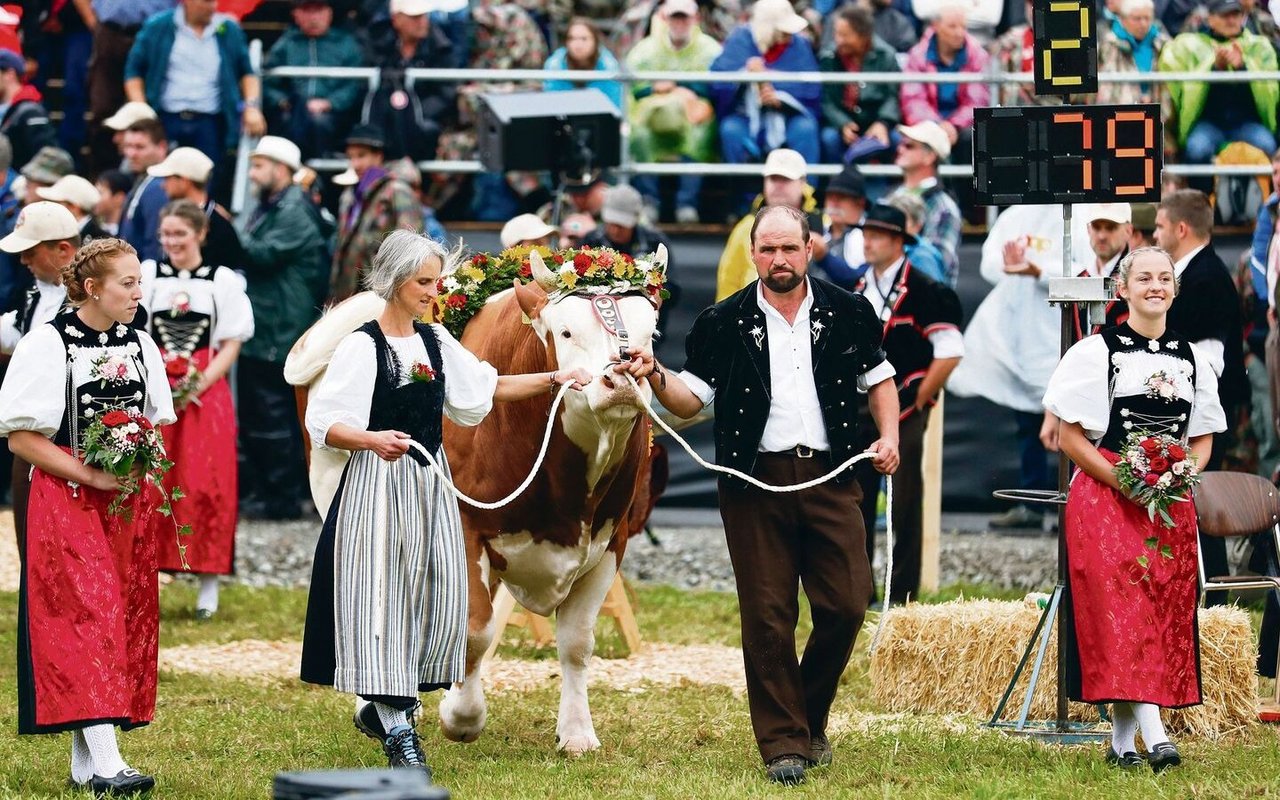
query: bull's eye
560 330 572 339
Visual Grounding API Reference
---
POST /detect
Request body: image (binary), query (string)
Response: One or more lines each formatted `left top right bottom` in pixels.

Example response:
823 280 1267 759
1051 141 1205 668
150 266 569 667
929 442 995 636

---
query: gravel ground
0 509 1061 594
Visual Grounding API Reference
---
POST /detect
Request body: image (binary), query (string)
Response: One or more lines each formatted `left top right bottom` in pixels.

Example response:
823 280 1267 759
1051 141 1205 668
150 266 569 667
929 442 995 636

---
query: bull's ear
513 279 545 320
655 242 668 270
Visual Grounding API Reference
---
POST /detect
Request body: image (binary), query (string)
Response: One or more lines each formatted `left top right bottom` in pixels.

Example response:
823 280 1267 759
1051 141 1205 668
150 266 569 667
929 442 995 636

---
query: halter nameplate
590 295 631 359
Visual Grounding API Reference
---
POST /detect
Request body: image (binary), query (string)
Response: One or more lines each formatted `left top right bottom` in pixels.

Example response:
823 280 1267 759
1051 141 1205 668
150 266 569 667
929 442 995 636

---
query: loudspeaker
476 89 622 175
273 768 449 799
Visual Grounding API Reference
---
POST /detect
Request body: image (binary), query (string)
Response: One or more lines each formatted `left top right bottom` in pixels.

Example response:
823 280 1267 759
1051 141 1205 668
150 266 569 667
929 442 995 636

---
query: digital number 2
1042 1 1091 88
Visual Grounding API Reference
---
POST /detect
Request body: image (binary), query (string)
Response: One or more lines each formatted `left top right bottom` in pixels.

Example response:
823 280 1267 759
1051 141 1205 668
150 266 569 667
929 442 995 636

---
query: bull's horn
655 242 668 271
529 249 559 291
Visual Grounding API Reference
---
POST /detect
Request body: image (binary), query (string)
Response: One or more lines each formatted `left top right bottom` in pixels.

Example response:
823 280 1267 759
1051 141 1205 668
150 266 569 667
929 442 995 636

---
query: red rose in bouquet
1168 444 1186 461
1143 473 1160 486
1149 456 1170 472
165 356 190 380
101 410 132 427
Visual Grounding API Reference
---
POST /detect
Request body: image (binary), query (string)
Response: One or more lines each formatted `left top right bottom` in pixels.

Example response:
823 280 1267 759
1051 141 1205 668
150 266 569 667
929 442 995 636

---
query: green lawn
0 583 1277 799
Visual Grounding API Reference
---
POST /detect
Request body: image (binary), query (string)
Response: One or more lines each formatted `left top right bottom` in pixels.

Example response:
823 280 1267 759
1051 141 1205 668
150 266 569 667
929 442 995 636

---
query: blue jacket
124 10 253 151
710 27 821 120
119 176 169 264
543 47 625 111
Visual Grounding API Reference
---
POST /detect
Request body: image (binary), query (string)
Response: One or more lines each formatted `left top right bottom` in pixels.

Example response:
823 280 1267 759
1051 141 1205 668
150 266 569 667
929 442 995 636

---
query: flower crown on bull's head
436 243 669 338
527 243 669 304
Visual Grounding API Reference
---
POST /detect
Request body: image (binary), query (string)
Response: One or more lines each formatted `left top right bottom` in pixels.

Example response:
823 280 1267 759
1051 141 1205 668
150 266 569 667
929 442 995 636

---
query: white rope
401 366 896 645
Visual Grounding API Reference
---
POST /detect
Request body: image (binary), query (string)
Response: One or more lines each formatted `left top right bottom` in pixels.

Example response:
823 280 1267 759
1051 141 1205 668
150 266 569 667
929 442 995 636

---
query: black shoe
354 702 386 741
765 754 807 785
809 734 832 768
1104 747 1145 769
89 768 155 796
1147 741 1181 773
382 725 431 779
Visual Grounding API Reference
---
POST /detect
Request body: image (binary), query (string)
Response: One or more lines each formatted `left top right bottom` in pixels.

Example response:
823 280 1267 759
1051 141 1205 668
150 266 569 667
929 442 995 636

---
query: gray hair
1119 0 1154 16
885 192 926 227
1116 245 1177 292
363 229 461 300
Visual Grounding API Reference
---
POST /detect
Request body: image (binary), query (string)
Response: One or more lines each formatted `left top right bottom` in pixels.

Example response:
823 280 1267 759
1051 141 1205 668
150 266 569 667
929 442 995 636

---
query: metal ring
992 488 1068 507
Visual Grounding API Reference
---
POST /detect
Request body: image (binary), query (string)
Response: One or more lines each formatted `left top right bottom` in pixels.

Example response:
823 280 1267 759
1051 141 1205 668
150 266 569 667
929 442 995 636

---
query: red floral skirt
1063 454 1202 708
154 348 238 574
19 455 159 733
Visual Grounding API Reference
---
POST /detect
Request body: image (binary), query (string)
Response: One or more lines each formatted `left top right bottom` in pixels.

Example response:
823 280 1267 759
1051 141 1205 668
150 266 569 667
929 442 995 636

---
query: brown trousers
857 408 926 604
718 453 872 763
87 24 138 175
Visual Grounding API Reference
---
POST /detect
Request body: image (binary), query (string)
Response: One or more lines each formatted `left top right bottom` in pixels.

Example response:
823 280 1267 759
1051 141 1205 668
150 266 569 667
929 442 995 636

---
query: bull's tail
284 291 387 387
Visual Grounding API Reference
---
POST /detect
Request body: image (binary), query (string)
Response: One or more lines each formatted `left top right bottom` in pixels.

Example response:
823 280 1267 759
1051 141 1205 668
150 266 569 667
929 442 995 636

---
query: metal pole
1056 203 1073 730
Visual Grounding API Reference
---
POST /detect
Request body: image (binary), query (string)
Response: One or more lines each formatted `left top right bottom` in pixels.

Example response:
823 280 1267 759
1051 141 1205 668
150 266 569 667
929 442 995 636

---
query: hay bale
869 598 1257 740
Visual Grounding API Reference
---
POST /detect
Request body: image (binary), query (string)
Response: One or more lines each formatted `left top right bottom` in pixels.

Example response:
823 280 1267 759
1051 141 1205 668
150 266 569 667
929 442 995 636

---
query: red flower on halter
446 293 467 309
573 253 593 276
519 260 532 278
102 410 132 427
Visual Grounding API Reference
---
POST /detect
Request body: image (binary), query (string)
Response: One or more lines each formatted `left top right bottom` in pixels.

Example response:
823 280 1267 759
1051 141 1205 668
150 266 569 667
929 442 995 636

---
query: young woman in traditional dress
300 231 592 776
1043 246 1226 771
0 238 175 795
142 199 254 619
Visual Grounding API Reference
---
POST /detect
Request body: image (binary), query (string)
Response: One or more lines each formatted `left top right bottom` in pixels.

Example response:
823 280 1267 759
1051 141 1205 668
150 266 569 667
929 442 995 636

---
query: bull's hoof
557 732 601 756
439 690 487 744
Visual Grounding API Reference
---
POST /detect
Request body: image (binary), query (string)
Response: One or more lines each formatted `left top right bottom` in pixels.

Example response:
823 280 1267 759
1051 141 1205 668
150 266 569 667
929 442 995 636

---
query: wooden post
919 393 944 593
483 574 641 661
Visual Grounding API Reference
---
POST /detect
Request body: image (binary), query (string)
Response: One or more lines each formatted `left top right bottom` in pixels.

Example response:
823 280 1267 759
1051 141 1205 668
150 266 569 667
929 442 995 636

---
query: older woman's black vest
360 320 446 463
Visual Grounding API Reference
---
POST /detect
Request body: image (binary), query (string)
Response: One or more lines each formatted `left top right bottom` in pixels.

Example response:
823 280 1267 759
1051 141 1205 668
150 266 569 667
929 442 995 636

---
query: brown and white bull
438 251 658 754
286 248 662 755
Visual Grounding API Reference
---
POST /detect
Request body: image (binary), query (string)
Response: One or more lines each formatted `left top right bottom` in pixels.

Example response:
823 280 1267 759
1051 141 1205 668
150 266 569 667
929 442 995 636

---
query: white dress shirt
0 279 66 355
679 279 896 452
1171 243 1225 377
860 258 965 360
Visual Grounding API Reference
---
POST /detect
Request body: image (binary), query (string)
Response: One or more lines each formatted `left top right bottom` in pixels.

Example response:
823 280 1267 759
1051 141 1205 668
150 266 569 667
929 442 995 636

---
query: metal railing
232 51 1280 212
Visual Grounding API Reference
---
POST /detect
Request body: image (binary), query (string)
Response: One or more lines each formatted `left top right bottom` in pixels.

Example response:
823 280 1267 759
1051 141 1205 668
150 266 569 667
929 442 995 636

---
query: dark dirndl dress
301 321 468 696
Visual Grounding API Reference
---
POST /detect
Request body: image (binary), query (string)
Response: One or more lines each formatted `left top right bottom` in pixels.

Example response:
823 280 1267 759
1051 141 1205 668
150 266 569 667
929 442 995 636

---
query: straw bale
0 510 16 593
869 598 1258 740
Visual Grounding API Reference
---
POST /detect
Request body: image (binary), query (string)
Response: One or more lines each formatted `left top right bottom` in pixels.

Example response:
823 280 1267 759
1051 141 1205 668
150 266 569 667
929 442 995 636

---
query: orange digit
1054 112 1094 190
1107 111 1156 196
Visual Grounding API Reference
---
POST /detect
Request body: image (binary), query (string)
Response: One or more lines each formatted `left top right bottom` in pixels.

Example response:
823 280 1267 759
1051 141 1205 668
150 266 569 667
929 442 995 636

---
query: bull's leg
439 547 495 743
554 555 616 755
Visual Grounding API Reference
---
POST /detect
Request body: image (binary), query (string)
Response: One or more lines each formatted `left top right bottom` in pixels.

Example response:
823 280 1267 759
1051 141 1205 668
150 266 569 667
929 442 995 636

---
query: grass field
1 582 1278 799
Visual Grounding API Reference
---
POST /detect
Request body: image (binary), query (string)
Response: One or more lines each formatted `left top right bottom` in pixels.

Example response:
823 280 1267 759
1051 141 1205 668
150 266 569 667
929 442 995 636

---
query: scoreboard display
1033 0 1098 95
973 104 1162 205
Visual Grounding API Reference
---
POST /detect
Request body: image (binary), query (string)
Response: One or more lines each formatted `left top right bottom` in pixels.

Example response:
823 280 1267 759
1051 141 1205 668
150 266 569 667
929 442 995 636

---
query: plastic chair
1194 471 1280 719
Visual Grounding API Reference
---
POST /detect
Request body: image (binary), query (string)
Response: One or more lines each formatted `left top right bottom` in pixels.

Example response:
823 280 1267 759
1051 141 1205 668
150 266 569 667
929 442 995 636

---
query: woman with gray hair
300 230 592 777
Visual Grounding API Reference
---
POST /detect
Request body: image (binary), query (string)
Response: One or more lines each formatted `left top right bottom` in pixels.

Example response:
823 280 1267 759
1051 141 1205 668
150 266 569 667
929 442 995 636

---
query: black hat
1208 0 1243 13
825 166 866 200
563 170 605 194
856 203 917 245
345 123 386 151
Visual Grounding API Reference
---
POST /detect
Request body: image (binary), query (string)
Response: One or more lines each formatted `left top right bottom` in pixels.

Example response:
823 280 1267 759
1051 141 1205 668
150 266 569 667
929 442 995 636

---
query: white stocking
70 730 93 784
81 724 128 777
197 575 219 613
1110 702 1138 754
374 703 409 734
1132 703 1169 750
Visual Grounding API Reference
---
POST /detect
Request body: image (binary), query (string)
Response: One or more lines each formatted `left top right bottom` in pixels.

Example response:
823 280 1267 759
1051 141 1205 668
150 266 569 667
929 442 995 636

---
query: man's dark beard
253 180 280 202
763 269 804 293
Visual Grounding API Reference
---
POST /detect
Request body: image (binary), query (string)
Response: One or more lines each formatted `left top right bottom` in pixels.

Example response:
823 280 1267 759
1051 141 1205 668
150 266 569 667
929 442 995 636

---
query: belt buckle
794 445 814 459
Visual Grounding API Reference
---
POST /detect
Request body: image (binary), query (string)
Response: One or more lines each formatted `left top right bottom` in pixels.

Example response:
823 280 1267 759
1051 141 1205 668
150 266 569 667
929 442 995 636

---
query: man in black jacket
362 0 456 162
1155 188 1250 604
0 49 57 171
616 205 900 786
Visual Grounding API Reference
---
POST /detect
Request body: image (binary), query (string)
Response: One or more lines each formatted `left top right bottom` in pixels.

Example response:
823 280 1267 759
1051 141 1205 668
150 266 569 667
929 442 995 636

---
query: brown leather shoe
765 754 807 785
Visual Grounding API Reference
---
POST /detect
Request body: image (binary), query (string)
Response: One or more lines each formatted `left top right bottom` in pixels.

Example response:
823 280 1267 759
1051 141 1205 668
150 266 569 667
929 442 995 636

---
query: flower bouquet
81 407 193 569
164 353 203 408
1113 431 1200 571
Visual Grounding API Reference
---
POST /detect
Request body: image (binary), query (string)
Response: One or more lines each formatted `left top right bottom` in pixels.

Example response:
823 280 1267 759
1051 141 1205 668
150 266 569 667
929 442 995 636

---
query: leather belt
769 445 824 459
171 110 218 121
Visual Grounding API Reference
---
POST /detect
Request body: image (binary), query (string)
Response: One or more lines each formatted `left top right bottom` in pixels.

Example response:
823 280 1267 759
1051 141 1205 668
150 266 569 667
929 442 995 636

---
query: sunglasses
899 140 922 150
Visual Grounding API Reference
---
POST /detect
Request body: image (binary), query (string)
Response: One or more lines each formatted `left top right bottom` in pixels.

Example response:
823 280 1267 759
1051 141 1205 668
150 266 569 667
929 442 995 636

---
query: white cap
390 0 446 14
662 0 699 14
1086 203 1133 225
36 175 102 212
751 0 808 36
897 121 952 160
763 148 807 181
500 213 557 249
148 146 215 182
103 101 158 131
250 136 302 171
332 167 359 186
0 201 80 253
